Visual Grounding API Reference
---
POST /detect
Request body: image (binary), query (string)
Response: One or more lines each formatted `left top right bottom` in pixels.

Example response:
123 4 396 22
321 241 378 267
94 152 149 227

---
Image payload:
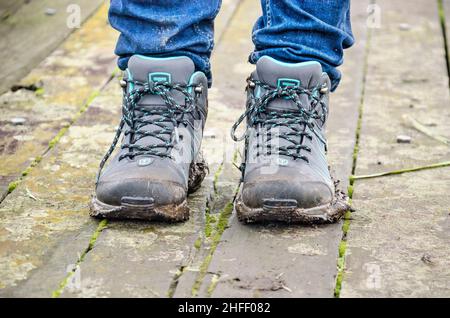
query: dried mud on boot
89 197 190 222
235 177 351 225
188 151 209 194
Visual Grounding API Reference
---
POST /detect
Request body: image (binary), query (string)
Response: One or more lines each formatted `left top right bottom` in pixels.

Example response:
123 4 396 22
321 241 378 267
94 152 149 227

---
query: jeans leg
250 0 354 91
109 0 222 85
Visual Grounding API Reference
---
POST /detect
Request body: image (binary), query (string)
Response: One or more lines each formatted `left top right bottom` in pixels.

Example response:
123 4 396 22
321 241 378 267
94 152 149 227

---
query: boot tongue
125 55 196 157
126 55 195 106
256 56 323 111
127 55 195 85
254 57 324 161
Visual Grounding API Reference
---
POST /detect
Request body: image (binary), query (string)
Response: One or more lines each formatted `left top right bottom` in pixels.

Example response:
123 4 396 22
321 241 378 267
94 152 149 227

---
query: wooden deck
0 0 449 298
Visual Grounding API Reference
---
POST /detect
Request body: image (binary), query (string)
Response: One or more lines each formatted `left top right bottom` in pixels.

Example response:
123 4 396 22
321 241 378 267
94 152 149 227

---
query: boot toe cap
241 178 333 209
96 178 186 207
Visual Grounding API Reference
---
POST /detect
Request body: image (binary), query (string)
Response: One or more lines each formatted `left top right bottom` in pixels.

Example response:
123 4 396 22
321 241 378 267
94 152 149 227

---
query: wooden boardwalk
1 0 449 298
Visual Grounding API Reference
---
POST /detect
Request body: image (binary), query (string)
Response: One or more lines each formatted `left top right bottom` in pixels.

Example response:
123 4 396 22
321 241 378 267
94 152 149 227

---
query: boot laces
96 79 202 184
231 79 328 163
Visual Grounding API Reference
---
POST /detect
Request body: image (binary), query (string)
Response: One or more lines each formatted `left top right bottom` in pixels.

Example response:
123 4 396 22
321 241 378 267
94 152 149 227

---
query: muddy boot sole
235 182 350 225
90 197 190 222
89 152 208 222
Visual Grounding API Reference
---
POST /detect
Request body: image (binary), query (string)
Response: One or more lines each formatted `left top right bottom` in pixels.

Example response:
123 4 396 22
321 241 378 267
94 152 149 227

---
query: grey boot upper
232 56 333 209
96 55 208 207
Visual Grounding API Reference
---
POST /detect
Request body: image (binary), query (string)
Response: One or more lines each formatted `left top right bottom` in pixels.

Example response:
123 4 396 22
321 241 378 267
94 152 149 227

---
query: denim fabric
109 0 222 83
251 0 354 90
109 0 354 90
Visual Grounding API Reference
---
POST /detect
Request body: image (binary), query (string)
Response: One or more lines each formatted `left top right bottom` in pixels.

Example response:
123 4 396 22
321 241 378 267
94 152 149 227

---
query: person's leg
233 1 352 223
249 0 354 91
92 1 221 221
109 0 222 86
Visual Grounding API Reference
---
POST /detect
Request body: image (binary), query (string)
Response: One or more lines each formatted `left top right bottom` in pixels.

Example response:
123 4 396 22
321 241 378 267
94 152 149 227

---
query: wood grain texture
341 0 450 297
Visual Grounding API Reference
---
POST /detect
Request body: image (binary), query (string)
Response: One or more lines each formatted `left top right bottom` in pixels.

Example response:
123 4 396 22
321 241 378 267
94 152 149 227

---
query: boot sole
235 184 350 224
90 197 190 222
89 152 209 222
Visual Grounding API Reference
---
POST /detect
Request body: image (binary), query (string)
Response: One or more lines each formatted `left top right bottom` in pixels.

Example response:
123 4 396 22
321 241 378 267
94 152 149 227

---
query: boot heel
188 150 209 194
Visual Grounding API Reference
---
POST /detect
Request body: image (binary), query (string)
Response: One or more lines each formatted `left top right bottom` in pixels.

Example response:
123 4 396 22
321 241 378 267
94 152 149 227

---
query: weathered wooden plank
341 0 450 297
0 80 120 296
0 3 116 202
0 0 104 95
214 0 241 44
0 0 244 297
197 0 370 298
171 164 240 298
442 0 450 70
0 0 26 20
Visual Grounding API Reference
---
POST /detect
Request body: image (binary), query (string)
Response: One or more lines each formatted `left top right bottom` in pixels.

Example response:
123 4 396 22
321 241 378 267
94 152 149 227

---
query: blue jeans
109 0 354 90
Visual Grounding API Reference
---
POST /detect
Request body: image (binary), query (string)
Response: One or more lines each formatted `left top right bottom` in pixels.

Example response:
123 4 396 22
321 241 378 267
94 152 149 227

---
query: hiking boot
90 55 208 222
231 56 349 223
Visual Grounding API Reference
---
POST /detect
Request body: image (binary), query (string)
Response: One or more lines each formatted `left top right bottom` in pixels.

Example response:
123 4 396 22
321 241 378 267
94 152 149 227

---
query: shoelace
96 79 202 184
230 79 328 163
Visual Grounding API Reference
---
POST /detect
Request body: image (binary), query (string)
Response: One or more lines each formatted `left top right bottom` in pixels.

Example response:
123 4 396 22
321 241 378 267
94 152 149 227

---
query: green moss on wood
342 217 350 235
204 209 213 238
7 181 18 193
215 202 233 236
334 270 344 297
48 127 69 149
334 20 374 298
21 166 32 177
206 274 220 297
52 219 108 297
347 185 354 198
194 236 202 250
35 87 44 97
213 163 224 194
191 202 234 296
338 241 347 258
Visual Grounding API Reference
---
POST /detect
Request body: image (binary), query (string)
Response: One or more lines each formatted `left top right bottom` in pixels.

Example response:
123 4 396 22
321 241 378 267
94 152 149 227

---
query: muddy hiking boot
90 55 208 222
231 56 349 223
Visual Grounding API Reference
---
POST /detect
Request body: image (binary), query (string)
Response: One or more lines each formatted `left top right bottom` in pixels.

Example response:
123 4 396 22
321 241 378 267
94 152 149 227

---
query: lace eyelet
229 83 328 167
194 86 203 94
